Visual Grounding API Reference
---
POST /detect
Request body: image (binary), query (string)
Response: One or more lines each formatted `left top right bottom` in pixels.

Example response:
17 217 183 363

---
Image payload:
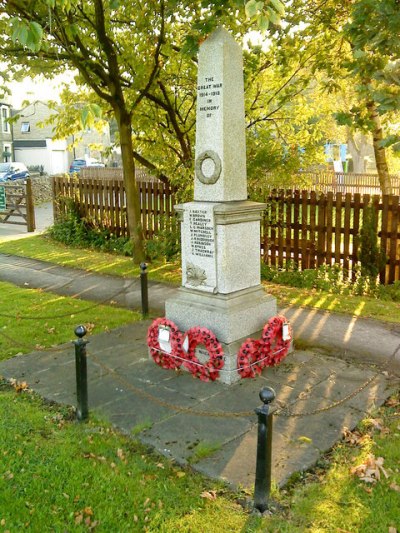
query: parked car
0 162 30 182
69 158 105 173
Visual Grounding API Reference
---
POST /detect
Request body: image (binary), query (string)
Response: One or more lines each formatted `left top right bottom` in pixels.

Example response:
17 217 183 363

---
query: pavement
0 205 400 491
0 201 54 242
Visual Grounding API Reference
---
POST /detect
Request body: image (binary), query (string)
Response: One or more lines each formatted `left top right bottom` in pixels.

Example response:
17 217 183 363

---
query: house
12 101 111 174
0 97 13 163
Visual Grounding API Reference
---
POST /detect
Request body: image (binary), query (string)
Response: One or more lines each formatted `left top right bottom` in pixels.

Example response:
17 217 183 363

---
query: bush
359 205 387 278
260 260 395 299
48 200 133 255
48 200 180 261
146 214 181 261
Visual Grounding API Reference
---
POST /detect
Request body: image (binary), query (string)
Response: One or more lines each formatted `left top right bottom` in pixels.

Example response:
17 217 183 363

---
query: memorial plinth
165 27 277 384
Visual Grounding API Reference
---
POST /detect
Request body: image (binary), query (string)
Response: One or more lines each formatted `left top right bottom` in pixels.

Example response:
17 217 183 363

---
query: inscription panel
189 209 214 258
197 76 223 119
182 203 217 293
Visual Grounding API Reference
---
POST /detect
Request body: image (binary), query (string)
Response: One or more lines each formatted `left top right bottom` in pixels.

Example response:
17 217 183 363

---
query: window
1 107 9 133
3 144 11 162
21 122 30 133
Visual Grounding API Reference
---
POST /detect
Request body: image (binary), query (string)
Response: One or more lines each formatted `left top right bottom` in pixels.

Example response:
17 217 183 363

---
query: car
0 162 30 182
69 158 105 173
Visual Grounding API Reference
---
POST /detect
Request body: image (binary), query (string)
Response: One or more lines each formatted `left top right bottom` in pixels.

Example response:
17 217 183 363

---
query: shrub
48 200 180 261
359 204 387 278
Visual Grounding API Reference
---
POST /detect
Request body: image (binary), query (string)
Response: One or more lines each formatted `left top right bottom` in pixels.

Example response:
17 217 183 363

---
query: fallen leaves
350 454 388 484
74 507 99 530
342 427 371 447
9 378 28 393
200 490 217 500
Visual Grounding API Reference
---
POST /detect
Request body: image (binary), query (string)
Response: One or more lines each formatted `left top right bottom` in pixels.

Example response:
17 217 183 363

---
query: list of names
189 209 215 258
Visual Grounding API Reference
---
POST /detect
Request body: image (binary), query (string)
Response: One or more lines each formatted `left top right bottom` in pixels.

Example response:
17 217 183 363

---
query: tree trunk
347 130 368 173
366 100 392 195
115 106 145 264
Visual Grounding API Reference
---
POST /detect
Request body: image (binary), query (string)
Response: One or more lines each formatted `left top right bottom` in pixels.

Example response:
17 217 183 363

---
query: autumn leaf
350 454 387 483
200 490 217 500
117 448 125 461
298 436 312 444
390 483 400 492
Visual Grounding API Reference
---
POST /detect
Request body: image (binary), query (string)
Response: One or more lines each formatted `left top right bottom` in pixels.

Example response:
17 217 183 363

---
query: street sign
0 186 6 211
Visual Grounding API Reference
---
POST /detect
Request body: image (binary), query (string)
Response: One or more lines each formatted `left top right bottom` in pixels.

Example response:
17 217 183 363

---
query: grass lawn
2 234 400 325
0 234 181 284
0 280 140 360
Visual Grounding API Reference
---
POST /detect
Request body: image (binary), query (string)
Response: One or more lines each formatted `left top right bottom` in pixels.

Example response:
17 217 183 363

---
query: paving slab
0 322 394 490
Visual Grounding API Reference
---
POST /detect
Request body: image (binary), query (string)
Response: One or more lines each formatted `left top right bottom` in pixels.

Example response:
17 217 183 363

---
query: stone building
11 100 111 174
0 97 13 162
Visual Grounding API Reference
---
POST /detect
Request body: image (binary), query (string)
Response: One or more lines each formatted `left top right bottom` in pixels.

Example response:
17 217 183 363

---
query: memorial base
165 285 277 385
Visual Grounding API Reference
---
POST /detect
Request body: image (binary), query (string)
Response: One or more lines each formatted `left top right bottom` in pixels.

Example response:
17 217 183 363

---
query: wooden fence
80 167 157 181
53 175 177 239
53 176 400 284
261 190 400 284
274 171 400 196
0 178 35 232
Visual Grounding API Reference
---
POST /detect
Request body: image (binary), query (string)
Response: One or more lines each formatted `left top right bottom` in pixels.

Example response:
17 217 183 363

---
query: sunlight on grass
0 281 140 360
353 301 366 316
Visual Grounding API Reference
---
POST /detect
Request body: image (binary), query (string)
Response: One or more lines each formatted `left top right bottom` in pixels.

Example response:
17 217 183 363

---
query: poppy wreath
147 318 184 370
261 315 292 367
237 315 291 378
237 338 263 378
182 326 224 382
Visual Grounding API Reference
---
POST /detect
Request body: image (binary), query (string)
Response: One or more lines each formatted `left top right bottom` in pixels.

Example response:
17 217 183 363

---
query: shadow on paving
0 321 395 489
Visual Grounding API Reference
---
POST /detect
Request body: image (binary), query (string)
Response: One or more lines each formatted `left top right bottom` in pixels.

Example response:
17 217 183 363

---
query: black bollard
73 325 89 421
254 386 276 513
140 262 149 317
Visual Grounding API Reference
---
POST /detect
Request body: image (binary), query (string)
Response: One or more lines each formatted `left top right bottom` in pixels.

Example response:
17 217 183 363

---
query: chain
0 328 71 354
274 342 400 417
88 342 400 419
0 280 138 320
90 351 255 418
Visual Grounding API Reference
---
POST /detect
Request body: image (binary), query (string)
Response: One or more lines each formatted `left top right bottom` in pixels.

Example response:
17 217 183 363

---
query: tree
1 0 176 261
274 0 400 193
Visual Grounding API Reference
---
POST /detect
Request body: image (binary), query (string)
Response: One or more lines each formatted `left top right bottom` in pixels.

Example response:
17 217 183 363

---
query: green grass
1 383 399 531
264 281 400 324
1 234 400 325
0 383 253 532
0 234 182 284
0 280 140 360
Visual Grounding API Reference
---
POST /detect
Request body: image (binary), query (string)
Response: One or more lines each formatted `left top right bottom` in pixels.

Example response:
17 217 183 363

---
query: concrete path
0 251 399 490
0 201 54 242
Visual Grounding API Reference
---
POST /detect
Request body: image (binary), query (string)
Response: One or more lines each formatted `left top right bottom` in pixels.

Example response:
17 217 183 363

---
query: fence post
73 325 89 421
140 262 149 317
25 178 35 232
254 386 276 513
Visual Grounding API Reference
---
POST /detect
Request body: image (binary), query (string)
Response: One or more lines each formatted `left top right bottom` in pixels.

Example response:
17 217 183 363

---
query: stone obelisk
165 27 277 384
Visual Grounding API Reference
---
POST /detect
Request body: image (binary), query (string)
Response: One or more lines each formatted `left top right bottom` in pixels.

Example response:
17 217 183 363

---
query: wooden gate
0 178 35 232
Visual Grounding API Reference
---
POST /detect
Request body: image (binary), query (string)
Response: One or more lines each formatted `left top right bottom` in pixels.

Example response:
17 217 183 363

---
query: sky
7 72 76 109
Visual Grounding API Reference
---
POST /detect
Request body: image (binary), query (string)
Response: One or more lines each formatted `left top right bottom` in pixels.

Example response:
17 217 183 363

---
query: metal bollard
140 262 149 317
73 325 89 421
254 386 276 513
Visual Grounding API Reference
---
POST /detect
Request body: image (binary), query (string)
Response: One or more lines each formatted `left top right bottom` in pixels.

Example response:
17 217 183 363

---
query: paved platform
0 320 397 489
